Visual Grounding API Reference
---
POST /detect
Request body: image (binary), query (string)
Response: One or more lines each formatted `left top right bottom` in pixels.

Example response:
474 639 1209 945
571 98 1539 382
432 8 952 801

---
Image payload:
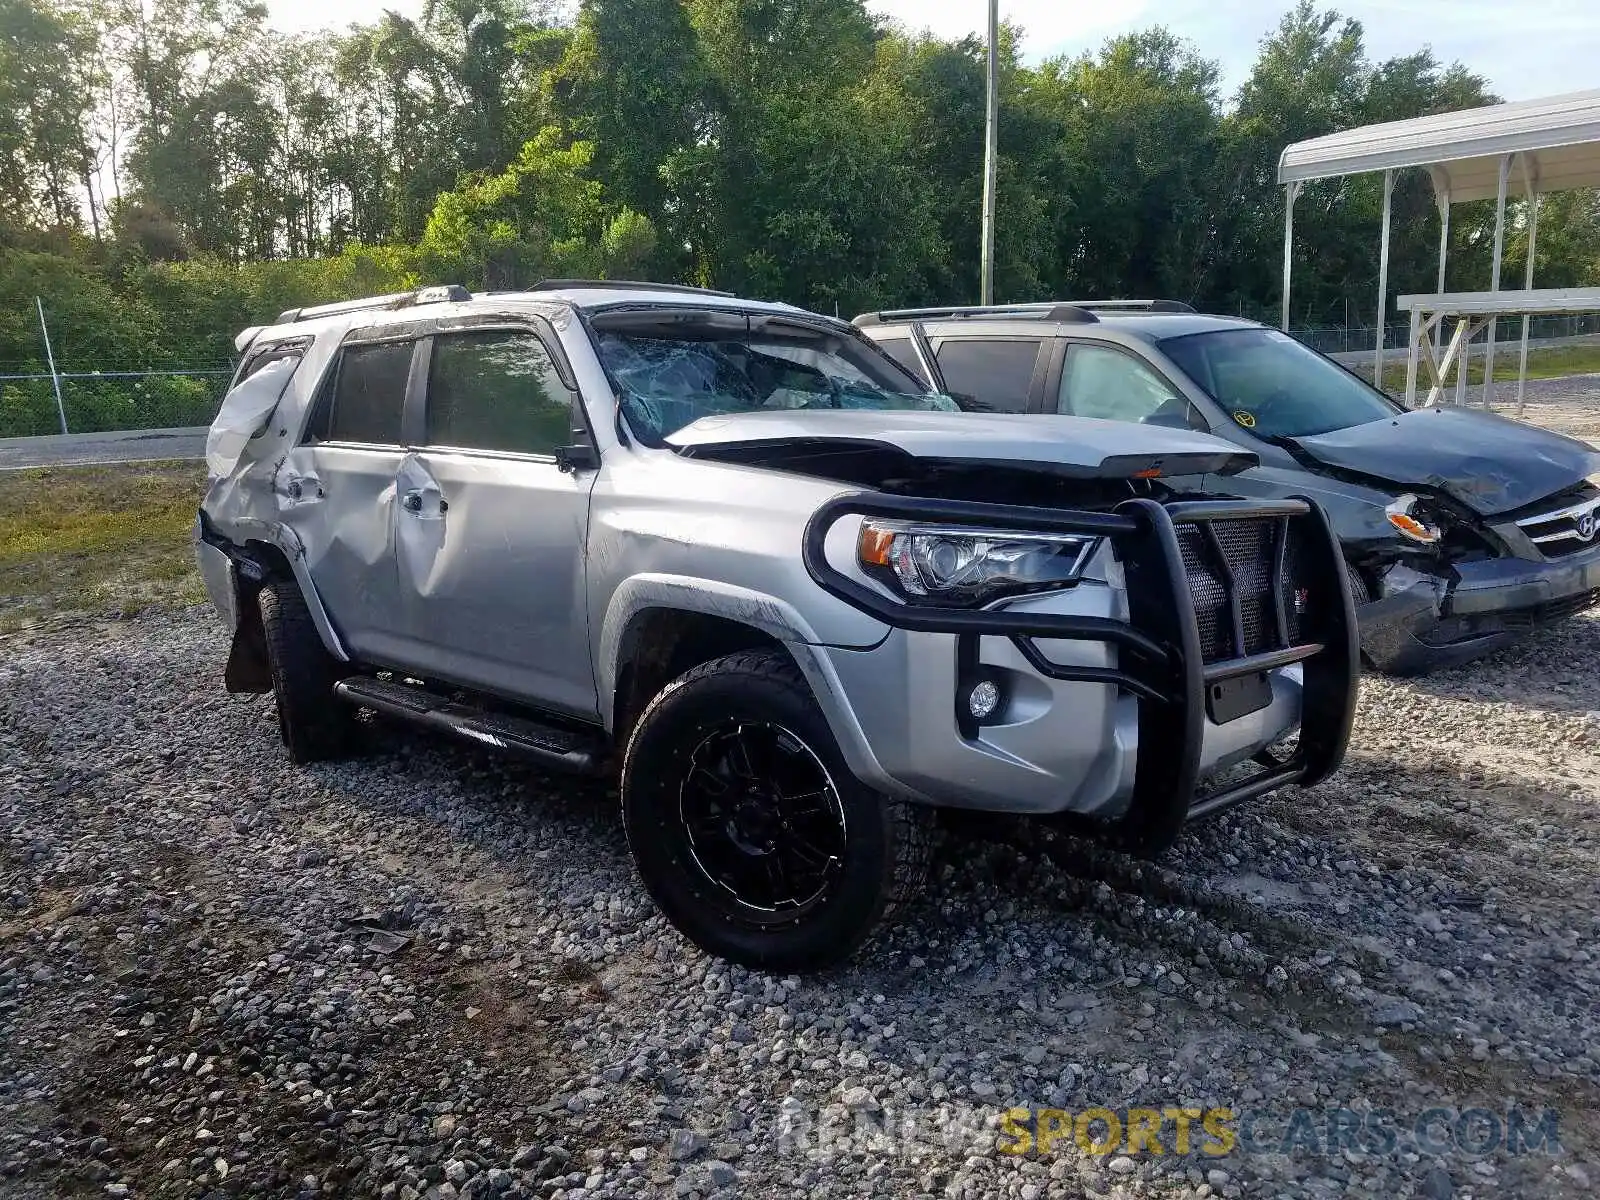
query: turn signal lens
1384 494 1442 545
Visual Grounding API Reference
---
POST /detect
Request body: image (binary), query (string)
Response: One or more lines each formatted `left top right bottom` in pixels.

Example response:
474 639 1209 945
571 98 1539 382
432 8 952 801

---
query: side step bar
334 676 605 774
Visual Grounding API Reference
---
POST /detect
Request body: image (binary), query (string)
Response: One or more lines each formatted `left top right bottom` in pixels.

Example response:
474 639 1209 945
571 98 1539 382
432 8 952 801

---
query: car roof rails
530 278 736 298
853 303 1099 328
1061 298 1198 313
276 284 472 325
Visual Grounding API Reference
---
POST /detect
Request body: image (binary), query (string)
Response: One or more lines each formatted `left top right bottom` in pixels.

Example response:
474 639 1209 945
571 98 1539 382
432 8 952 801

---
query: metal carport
1277 88 1600 406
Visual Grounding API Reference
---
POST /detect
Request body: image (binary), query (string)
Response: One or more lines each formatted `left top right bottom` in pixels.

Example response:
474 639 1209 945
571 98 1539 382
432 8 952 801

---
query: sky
267 0 1600 103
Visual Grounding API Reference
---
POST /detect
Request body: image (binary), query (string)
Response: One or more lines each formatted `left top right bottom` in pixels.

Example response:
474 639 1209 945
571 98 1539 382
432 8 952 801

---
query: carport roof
1278 88 1600 202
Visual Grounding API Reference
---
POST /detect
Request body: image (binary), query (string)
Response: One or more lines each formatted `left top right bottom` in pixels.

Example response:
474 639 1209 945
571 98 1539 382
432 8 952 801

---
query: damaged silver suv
196 281 1359 971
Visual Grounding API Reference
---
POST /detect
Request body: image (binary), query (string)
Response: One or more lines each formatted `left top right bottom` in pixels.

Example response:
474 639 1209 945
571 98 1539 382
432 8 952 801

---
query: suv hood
1286 408 1600 517
666 410 1257 478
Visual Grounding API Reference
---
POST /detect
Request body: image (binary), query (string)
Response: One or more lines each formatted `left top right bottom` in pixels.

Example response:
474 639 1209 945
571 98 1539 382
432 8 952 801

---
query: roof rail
531 278 736 298
1061 299 1198 314
853 303 1098 328
275 284 472 325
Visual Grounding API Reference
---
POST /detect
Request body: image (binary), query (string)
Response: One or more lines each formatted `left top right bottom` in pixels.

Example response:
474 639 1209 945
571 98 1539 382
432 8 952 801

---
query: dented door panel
392 449 599 717
279 444 409 664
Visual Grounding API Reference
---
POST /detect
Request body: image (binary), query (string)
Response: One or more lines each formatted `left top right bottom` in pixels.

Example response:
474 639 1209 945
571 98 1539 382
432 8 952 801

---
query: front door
392 326 600 718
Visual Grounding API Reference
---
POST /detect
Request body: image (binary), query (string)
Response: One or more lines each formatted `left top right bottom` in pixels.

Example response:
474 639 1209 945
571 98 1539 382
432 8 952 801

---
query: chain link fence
5 311 1599 440
0 366 235 438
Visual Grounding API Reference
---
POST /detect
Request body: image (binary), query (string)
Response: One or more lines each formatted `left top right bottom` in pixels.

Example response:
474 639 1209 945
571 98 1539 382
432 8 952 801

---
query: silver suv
195 281 1359 971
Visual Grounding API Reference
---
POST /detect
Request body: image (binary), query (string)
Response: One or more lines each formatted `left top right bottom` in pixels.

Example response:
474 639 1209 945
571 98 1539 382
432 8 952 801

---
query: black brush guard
801 493 1359 852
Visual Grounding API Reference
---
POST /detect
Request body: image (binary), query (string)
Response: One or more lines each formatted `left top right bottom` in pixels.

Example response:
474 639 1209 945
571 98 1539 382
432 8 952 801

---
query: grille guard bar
800 491 1359 851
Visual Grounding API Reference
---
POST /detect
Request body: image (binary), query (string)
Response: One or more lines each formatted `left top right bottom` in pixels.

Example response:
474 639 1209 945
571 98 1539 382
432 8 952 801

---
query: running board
334 676 604 774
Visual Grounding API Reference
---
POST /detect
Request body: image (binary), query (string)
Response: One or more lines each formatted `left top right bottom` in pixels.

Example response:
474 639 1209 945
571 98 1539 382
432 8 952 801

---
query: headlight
1384 493 1442 545
857 519 1099 606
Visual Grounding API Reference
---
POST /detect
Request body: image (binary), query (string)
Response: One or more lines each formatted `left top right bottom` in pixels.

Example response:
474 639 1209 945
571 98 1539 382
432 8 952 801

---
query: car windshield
593 324 960 441
1161 327 1398 439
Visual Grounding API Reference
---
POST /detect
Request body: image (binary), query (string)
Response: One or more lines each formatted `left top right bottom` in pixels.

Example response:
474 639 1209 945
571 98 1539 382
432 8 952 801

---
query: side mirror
555 442 599 474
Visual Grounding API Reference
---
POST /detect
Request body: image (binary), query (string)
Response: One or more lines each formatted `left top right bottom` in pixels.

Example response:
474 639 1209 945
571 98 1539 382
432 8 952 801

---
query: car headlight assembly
857 519 1099 606
1384 493 1443 545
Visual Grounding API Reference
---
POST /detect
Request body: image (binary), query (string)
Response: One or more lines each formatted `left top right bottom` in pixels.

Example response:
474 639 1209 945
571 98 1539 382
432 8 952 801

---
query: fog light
967 679 1001 721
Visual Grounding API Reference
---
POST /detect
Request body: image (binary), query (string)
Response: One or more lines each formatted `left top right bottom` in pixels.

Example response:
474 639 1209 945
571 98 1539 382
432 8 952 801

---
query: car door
393 324 600 718
292 333 418 666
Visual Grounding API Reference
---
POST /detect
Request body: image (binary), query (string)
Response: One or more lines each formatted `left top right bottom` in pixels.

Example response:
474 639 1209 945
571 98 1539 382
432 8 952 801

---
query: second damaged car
856 302 1600 673
196 282 1359 971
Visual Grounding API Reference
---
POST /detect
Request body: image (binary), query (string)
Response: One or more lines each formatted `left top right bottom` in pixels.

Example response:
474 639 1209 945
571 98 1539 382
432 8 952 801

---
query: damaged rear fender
202 518 352 665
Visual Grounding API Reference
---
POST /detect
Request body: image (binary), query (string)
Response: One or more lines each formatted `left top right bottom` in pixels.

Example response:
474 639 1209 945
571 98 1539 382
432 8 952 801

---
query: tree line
3 0 1599 430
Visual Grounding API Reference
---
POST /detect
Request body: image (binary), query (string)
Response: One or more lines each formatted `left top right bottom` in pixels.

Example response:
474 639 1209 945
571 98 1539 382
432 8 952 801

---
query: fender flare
596 574 823 727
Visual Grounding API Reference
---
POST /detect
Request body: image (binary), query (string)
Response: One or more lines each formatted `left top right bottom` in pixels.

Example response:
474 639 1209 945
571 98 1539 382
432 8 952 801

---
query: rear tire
259 580 353 764
620 649 932 972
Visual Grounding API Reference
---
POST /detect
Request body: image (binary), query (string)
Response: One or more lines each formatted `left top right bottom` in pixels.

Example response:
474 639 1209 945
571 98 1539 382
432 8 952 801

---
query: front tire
620 649 932 972
259 580 353 764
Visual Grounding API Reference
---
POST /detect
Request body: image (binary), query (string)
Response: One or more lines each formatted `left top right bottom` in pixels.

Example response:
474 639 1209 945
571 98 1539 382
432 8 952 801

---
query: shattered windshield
592 320 961 441
1161 327 1399 439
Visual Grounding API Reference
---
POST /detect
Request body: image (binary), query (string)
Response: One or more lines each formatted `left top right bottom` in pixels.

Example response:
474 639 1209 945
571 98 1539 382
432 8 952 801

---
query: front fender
595 573 888 733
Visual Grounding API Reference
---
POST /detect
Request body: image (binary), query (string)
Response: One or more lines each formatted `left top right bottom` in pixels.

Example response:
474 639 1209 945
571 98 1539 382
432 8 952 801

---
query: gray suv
196 281 1359 971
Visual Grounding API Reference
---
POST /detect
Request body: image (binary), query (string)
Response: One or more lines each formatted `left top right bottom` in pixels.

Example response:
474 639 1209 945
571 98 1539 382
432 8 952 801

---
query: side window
933 339 1041 413
872 336 930 386
426 330 576 455
1058 344 1199 429
319 340 412 445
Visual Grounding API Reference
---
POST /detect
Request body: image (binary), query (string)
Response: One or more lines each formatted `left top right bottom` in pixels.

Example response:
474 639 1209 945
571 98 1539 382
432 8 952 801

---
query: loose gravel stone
4 598 1600 1197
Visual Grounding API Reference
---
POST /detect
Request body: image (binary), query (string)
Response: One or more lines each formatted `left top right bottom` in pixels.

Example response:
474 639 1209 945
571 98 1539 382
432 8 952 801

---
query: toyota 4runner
196 281 1359 972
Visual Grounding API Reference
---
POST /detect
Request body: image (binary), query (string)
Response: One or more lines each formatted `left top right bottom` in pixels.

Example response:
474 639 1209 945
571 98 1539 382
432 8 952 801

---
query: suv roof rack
531 278 736 298
1061 298 1198 314
853 303 1098 328
276 284 472 325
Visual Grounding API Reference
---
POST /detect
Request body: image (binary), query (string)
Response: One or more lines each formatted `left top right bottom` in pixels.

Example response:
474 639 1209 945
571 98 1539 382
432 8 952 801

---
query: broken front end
800 489 1360 855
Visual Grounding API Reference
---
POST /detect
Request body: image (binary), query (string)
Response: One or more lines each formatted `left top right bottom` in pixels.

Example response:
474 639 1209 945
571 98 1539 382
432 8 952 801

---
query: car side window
426 330 576 456
872 335 930 386
316 340 412 445
1058 344 1199 430
932 339 1041 413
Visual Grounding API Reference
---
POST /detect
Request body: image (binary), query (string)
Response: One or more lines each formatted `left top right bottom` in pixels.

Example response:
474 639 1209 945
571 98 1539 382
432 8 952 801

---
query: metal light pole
979 0 998 305
37 297 68 435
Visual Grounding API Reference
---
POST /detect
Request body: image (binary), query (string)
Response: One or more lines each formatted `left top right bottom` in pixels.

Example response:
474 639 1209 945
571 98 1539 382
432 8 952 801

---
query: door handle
401 489 447 515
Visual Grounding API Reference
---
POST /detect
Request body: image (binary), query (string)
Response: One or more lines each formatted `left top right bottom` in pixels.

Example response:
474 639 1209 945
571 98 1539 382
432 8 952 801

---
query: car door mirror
556 442 599 474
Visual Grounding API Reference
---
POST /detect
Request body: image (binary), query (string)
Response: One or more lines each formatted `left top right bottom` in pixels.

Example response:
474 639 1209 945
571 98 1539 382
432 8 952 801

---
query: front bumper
800 492 1359 853
1359 543 1600 674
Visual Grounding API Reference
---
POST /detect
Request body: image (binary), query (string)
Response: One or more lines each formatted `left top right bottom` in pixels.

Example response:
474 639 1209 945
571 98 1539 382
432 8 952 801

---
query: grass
1378 342 1600 396
0 461 208 634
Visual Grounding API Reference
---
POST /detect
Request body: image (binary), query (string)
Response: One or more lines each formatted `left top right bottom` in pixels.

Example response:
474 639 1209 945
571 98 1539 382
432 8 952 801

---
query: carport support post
1517 190 1541 417
1374 169 1394 387
1483 153 1512 409
36 296 68 435
1281 181 1300 331
1435 189 1450 294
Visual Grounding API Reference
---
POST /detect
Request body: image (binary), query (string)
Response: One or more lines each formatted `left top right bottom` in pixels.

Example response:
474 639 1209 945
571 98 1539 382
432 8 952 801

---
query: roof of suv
854 303 1261 345
237 280 829 352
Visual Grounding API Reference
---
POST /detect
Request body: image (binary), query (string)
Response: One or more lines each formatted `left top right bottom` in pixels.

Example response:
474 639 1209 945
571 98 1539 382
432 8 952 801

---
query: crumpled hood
1288 407 1600 517
666 409 1258 478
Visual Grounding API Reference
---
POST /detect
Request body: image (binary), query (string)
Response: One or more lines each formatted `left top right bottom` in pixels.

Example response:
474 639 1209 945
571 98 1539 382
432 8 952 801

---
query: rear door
394 324 600 717
294 333 419 665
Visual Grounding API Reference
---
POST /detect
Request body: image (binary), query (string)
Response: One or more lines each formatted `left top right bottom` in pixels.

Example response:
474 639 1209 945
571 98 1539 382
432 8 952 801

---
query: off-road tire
621 649 933 972
259 580 353 764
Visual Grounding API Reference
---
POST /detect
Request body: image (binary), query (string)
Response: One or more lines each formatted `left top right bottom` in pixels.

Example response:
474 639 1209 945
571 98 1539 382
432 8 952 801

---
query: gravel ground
4 604 1600 1200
